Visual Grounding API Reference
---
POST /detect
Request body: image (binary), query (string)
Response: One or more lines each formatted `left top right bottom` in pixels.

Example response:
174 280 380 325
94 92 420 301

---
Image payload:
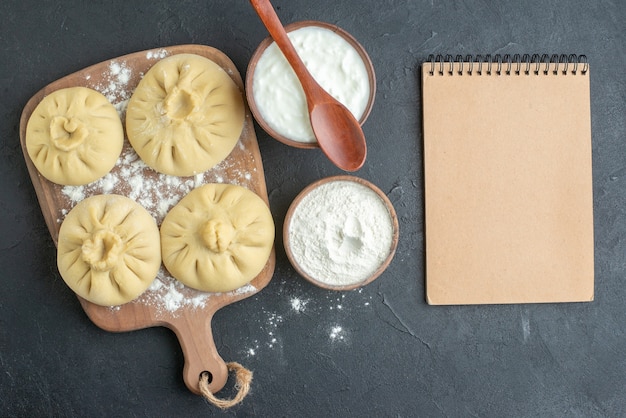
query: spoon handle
249 0 323 105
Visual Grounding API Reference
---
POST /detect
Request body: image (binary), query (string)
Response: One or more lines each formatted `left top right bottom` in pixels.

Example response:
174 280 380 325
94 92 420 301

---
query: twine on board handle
199 362 253 409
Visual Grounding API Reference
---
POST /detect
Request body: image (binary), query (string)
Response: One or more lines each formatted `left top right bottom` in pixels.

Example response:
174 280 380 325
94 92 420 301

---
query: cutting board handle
170 312 228 395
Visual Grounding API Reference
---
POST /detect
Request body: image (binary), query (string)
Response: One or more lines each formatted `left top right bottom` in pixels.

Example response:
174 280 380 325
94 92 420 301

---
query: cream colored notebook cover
422 54 594 305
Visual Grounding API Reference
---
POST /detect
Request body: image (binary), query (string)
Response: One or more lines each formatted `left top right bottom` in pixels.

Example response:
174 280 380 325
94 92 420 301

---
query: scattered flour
328 293 346 311
121 253 257 316
91 60 134 115
146 49 169 60
240 287 374 355
61 144 242 226
290 297 309 313
268 335 278 349
266 311 284 329
330 326 345 341
243 308 284 356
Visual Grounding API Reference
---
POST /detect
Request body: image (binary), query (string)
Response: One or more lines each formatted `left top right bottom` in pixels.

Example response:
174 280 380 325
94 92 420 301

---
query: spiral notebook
422 54 594 305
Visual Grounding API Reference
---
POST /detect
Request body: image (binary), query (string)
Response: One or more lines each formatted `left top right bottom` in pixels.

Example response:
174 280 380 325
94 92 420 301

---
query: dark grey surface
1 0 625 416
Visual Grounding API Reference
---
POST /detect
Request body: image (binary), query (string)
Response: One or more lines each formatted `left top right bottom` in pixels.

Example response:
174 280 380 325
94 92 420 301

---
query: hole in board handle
200 370 213 384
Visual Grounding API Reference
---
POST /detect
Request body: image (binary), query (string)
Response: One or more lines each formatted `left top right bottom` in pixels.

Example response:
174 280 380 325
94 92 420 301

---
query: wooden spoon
249 0 367 171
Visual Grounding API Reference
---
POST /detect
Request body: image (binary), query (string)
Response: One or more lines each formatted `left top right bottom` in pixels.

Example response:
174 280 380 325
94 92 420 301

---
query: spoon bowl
310 102 367 171
249 0 368 171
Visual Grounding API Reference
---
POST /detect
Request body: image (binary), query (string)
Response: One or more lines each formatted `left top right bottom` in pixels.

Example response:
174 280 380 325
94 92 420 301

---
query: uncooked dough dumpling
25 87 124 186
57 194 161 306
160 183 275 292
125 53 245 177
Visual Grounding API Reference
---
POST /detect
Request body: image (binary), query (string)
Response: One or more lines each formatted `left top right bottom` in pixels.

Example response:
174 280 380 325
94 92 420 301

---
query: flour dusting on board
91 60 134 115
146 49 169 60
61 141 257 226
60 53 258 316
134 271 257 316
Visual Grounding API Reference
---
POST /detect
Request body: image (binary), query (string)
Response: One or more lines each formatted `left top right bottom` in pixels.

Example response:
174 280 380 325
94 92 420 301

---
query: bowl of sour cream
246 21 376 149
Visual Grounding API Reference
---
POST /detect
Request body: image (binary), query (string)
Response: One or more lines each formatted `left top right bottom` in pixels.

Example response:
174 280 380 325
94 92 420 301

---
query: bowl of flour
246 20 376 149
284 176 398 290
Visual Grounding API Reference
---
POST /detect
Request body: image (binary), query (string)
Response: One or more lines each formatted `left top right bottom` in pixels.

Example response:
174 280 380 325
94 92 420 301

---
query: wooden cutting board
18 45 275 395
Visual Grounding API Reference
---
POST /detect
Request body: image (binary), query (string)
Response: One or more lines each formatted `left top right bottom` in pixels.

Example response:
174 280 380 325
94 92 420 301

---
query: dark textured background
1 0 625 416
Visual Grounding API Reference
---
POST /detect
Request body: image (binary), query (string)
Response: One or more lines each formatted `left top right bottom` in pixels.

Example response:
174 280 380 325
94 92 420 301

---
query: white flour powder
290 297 308 313
288 180 394 287
329 326 345 341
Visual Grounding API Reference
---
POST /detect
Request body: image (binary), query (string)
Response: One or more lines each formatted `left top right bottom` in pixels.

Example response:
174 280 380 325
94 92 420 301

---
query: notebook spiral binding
426 54 588 76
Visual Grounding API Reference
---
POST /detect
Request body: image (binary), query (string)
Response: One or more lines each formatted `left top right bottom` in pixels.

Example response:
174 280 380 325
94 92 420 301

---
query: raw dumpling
57 194 161 306
25 87 124 186
125 53 245 177
160 183 274 293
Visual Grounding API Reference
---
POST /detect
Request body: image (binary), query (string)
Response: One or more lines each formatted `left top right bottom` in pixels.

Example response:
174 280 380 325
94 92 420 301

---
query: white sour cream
252 26 371 143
